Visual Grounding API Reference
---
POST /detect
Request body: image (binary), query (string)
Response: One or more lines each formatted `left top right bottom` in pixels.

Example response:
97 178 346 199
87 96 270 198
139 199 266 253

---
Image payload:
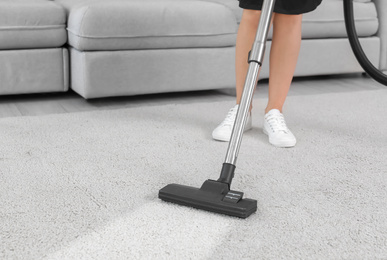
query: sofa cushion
0 0 67 50
219 0 378 39
61 0 238 51
301 0 378 39
203 0 243 24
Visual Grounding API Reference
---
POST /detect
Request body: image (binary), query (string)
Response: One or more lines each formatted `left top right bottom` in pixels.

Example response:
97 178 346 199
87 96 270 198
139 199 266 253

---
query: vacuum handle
224 0 276 166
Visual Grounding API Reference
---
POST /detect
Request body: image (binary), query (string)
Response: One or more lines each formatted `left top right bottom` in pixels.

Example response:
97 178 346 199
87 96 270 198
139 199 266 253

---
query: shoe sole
212 125 252 142
262 128 296 148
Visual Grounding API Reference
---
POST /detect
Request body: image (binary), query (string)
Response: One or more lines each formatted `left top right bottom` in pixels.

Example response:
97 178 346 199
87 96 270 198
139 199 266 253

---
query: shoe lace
222 106 238 126
266 113 289 133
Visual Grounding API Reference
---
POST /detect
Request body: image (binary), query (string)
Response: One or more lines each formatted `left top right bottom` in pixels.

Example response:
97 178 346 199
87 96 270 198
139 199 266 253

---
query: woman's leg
265 13 303 114
214 10 302 146
261 13 302 148
235 9 275 107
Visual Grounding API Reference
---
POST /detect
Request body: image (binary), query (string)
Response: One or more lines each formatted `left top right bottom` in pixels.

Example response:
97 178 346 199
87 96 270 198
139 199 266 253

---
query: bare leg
235 9 274 109
265 13 303 114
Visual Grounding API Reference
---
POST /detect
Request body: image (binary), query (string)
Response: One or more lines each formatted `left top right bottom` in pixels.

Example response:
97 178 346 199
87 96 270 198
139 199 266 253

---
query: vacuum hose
343 0 387 86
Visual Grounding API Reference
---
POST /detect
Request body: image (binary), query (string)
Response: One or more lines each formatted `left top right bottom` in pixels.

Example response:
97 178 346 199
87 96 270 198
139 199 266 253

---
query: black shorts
238 0 322 15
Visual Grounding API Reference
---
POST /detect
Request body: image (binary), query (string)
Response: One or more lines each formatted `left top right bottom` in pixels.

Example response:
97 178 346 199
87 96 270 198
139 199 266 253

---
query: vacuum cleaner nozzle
159 180 257 218
158 0 275 220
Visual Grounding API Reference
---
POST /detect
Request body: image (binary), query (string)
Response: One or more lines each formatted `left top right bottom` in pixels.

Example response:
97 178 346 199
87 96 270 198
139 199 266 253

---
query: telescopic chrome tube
224 0 276 165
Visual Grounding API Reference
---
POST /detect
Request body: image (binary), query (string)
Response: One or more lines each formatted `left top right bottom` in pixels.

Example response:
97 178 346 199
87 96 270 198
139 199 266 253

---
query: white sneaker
212 104 252 142
263 109 296 148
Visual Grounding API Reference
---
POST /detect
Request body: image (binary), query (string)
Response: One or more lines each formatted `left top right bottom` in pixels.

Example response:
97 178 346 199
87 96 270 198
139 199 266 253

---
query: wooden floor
0 73 384 119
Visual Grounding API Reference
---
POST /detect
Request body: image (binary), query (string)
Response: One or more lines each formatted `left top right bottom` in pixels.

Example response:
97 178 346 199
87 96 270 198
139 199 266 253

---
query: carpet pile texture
0 89 386 259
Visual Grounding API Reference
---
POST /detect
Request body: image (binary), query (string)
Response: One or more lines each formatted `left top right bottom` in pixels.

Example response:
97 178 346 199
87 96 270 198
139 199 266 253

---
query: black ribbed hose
343 0 387 86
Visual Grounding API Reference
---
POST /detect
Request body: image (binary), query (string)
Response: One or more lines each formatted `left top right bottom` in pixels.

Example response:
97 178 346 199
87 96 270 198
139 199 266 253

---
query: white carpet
0 89 386 259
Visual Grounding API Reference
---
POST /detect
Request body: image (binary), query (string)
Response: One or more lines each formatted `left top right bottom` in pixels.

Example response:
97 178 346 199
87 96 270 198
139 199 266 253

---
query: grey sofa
0 0 386 99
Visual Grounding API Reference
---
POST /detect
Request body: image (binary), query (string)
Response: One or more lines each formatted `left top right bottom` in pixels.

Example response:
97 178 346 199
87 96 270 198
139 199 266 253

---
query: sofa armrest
373 0 387 71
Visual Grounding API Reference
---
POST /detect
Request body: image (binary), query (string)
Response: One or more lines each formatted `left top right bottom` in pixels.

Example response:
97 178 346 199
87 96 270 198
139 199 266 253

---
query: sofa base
294 37 380 77
70 46 237 99
0 48 69 95
70 37 380 99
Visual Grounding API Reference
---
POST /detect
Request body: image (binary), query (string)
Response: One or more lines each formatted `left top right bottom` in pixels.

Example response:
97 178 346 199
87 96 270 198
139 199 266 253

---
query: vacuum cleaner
158 0 387 218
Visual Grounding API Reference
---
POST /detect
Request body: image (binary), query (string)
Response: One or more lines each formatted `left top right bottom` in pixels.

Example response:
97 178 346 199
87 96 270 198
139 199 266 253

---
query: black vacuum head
159 180 257 218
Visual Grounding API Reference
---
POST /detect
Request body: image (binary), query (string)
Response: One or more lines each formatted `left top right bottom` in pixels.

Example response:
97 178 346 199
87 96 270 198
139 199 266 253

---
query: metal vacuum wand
218 0 276 185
